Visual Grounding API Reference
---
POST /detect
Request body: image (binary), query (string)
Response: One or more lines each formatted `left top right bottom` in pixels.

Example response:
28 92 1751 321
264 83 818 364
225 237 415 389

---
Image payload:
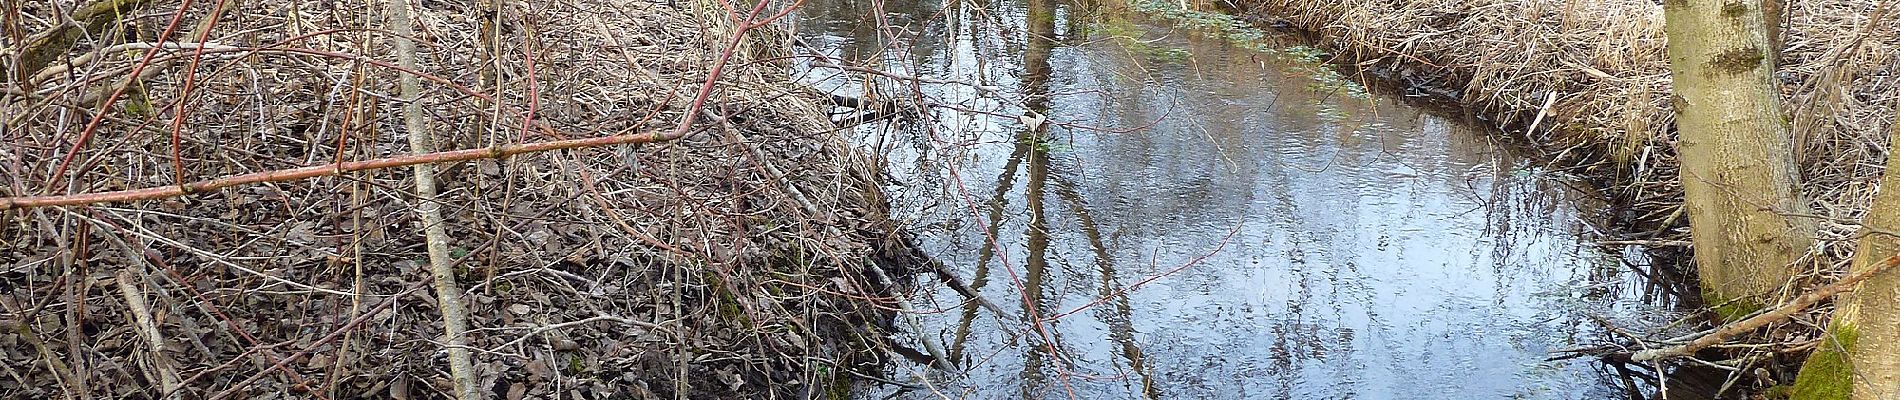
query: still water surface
793 0 1669 398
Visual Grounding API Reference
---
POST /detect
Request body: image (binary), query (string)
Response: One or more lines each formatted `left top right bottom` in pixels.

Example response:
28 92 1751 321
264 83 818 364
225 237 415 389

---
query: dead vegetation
1235 0 1900 395
1 0 913 398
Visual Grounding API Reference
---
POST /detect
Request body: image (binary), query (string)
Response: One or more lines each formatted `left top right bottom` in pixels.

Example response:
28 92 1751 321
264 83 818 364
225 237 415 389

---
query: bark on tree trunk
1663 0 1814 316
1791 110 1900 400
1763 0 1783 62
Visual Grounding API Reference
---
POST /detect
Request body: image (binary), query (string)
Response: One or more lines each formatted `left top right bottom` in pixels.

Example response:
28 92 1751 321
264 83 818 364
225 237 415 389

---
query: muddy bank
1224 0 1900 396
1 0 909 398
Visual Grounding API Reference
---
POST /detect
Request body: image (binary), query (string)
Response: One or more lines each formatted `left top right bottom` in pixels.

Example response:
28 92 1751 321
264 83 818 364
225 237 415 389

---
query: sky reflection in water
792 0 1667 398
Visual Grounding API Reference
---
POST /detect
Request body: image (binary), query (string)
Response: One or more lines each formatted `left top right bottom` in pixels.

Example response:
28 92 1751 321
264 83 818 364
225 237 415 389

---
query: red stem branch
44 0 197 192
1 129 692 210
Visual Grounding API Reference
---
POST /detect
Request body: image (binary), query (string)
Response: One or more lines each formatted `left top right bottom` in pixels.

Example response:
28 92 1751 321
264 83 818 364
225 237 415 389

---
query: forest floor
1231 0 1900 397
2 0 916 399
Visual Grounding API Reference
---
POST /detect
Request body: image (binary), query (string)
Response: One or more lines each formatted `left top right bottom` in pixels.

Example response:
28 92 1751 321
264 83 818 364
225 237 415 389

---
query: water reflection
793 0 1666 398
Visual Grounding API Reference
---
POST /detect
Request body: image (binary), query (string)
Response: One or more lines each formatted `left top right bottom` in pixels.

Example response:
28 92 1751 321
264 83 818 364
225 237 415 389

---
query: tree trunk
1663 0 1814 316
1763 0 1783 63
1790 112 1900 400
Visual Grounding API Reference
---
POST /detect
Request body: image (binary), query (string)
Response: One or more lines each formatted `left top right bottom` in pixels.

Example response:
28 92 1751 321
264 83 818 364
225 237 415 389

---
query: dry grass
2 0 907 398
1236 0 1900 393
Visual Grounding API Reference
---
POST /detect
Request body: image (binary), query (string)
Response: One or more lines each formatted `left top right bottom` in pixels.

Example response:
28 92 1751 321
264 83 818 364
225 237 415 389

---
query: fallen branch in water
1630 254 1900 362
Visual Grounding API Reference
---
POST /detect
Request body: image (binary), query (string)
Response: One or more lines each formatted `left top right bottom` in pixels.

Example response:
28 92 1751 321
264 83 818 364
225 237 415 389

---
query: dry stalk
114 268 183 398
386 0 479 397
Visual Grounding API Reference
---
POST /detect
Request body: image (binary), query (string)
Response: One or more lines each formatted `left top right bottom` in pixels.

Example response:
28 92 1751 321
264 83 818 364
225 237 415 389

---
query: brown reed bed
1232 0 1900 396
2 0 914 398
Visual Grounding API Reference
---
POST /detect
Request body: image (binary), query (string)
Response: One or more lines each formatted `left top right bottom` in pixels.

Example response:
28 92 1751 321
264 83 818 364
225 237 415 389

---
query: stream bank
1224 0 1900 397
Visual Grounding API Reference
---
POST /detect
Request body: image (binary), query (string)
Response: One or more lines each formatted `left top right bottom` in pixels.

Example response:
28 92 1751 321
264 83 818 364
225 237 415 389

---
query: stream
792 0 1674 398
